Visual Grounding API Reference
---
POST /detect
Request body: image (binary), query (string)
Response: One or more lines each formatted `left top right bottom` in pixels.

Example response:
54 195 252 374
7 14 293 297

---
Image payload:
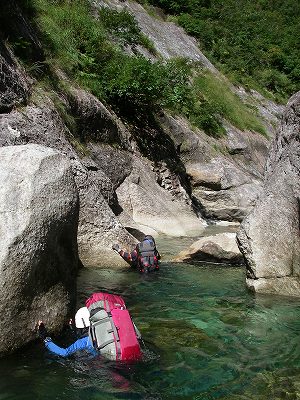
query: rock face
0 92 137 266
174 232 243 264
116 155 206 236
159 114 268 222
91 0 284 224
73 149 136 267
69 88 131 147
0 144 79 354
237 92 300 297
0 0 284 275
94 0 217 72
188 158 263 222
0 41 30 112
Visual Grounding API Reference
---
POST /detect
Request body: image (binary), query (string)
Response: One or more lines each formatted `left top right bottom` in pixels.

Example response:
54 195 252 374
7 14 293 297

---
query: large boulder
237 91 300 297
116 155 206 237
0 144 79 354
174 232 243 264
188 158 263 221
0 95 77 152
159 114 270 222
0 94 136 266
73 154 136 268
69 88 131 147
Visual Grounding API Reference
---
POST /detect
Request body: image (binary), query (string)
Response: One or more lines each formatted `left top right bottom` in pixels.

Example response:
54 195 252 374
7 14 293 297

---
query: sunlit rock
174 232 243 265
0 144 79 355
116 156 206 237
0 93 137 267
237 91 300 297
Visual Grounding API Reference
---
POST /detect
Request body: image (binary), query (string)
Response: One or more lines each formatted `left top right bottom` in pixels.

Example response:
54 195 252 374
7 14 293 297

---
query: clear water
1 237 300 400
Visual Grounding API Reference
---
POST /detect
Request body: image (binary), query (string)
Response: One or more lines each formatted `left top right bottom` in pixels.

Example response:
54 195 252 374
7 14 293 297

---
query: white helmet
75 306 90 328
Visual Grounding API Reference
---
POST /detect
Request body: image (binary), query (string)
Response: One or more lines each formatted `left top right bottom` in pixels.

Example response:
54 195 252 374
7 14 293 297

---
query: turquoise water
1 255 300 399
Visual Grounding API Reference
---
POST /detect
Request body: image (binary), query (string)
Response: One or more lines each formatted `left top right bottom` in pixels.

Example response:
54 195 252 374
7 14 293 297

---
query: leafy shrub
98 7 156 53
191 71 266 136
98 8 143 46
19 0 267 138
188 98 225 137
142 0 300 101
254 69 292 97
27 1 191 113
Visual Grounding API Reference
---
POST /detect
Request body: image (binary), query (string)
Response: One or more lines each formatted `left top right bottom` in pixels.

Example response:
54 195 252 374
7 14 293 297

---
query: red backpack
86 292 142 361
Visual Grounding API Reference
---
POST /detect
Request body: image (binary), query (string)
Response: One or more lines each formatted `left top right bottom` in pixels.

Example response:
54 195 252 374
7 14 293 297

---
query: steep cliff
0 0 283 267
0 0 296 357
237 91 300 297
0 144 79 354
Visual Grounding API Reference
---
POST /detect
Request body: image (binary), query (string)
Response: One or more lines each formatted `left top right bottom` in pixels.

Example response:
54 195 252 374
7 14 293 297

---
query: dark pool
1 240 300 399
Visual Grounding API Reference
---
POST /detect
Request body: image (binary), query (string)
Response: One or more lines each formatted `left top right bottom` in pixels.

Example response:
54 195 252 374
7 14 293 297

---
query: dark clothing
119 238 160 272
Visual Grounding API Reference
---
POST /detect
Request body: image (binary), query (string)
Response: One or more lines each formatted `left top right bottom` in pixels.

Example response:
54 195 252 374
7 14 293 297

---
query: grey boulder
237 91 300 297
174 232 243 265
0 144 79 354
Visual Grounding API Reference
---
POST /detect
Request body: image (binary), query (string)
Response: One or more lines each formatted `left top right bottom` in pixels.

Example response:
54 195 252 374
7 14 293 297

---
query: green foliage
98 8 136 46
98 56 189 111
11 37 31 53
26 1 190 113
143 0 300 101
32 0 109 73
192 71 266 135
98 8 157 53
17 0 268 138
189 99 225 137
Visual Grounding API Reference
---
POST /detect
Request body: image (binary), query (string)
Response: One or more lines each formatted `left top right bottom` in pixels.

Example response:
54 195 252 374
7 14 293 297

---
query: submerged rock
142 318 214 351
237 91 300 297
174 232 243 265
0 144 79 354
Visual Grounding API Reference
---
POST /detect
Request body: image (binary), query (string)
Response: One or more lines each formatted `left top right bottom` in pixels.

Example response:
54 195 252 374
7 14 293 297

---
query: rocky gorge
237 91 300 297
0 0 297 356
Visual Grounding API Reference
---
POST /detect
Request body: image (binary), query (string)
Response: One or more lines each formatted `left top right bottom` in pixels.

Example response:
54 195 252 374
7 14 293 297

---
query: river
1 234 300 399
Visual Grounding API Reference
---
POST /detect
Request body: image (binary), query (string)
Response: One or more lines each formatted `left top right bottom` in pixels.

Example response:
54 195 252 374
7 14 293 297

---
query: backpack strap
107 313 121 358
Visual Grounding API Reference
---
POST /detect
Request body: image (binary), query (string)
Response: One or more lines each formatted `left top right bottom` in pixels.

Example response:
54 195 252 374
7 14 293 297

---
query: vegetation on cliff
1 0 266 137
141 0 300 103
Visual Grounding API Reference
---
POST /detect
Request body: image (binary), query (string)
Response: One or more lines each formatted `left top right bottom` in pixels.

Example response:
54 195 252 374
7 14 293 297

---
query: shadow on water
1 235 300 399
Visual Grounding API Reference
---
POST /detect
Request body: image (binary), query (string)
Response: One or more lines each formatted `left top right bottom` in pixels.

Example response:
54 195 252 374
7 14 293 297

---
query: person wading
112 235 161 273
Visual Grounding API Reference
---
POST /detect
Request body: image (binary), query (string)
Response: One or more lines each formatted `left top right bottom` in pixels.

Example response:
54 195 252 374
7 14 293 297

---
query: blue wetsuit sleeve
45 336 93 357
